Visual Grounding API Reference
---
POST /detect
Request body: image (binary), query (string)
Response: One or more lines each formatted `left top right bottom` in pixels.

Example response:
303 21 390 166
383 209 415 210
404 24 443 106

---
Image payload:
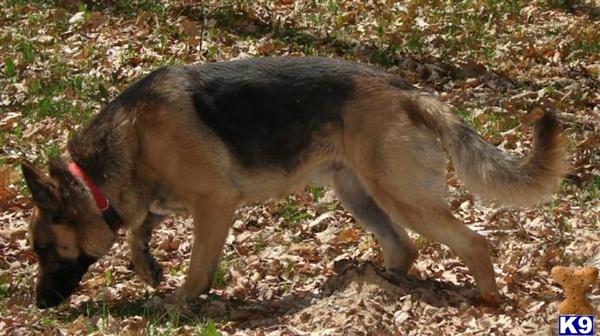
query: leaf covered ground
0 0 599 335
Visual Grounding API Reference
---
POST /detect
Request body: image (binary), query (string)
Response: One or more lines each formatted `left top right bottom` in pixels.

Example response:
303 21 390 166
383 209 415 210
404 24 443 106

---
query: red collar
68 162 110 212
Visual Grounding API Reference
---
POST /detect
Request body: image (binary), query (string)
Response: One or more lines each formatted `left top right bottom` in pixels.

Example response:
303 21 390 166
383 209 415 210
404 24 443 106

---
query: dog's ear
48 158 75 184
48 158 95 209
21 160 60 213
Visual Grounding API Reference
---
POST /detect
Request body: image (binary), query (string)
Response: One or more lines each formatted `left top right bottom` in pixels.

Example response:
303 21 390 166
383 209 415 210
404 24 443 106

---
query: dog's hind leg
128 213 165 287
355 168 499 299
333 168 417 273
344 111 499 300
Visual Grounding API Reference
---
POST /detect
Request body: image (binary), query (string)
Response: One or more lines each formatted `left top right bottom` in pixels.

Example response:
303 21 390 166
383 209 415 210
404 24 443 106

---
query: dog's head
21 159 116 308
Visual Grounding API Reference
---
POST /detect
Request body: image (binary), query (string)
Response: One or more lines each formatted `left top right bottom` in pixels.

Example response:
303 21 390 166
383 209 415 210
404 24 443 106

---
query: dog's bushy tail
410 93 568 207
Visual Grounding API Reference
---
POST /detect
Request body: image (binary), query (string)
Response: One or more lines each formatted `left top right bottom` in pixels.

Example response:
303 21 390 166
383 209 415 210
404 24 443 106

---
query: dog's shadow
64 259 496 329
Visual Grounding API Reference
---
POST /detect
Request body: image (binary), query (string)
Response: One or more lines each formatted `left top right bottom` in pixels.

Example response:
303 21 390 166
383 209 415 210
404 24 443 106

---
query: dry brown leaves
0 0 599 335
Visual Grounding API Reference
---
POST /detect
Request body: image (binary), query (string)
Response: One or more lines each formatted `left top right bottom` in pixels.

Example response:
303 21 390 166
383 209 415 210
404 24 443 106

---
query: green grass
457 105 479 129
19 73 102 123
587 175 600 201
276 197 312 225
212 260 228 289
0 275 10 300
169 263 185 277
284 258 294 274
253 233 268 254
307 185 325 203
41 142 61 160
17 39 36 65
484 113 520 137
415 235 431 249
52 296 225 334
198 319 221 336
41 316 56 328
90 0 169 19
571 41 600 55
4 57 16 77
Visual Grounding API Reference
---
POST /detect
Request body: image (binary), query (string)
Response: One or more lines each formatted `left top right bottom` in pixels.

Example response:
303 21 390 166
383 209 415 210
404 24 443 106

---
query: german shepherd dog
21 57 567 308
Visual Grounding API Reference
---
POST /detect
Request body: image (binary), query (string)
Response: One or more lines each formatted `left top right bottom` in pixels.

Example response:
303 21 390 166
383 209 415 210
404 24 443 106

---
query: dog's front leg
128 213 165 287
169 196 234 304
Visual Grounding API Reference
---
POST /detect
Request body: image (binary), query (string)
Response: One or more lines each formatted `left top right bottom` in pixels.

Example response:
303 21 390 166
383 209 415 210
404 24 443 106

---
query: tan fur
80 220 115 258
50 225 79 259
408 92 568 206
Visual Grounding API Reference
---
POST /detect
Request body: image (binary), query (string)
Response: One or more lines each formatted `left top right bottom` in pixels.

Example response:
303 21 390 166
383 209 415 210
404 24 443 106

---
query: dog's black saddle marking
188 58 367 170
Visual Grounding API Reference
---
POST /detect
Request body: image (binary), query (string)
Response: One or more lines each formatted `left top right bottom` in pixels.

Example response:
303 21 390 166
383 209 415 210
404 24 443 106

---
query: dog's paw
475 291 504 307
132 256 163 288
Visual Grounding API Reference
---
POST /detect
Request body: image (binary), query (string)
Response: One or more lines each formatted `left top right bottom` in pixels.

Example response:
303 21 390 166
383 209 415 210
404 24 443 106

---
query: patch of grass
327 200 339 211
484 113 520 137
284 258 294 274
369 45 399 67
487 0 523 16
35 97 76 119
17 39 36 65
22 73 105 122
561 217 573 233
41 316 56 328
571 40 600 55
107 0 168 18
9 123 24 139
541 0 576 11
104 270 113 286
212 260 228 289
587 175 600 200
544 85 556 96
4 57 16 77
426 0 522 59
253 233 268 254
0 275 10 299
457 105 480 129
307 185 325 203
406 32 423 53
71 299 224 334
281 282 291 294
198 319 222 336
169 263 185 276
42 142 61 160
276 197 312 225
415 235 430 249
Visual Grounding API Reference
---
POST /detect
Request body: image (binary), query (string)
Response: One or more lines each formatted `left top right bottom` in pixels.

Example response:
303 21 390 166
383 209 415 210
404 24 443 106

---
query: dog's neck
67 162 122 231
67 103 138 229
67 105 131 187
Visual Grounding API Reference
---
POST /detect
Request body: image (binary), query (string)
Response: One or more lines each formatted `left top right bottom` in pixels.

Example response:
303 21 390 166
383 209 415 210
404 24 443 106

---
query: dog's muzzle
35 254 96 308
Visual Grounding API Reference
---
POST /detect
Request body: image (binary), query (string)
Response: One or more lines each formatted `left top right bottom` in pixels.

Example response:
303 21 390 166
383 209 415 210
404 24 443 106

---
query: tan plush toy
551 266 598 315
